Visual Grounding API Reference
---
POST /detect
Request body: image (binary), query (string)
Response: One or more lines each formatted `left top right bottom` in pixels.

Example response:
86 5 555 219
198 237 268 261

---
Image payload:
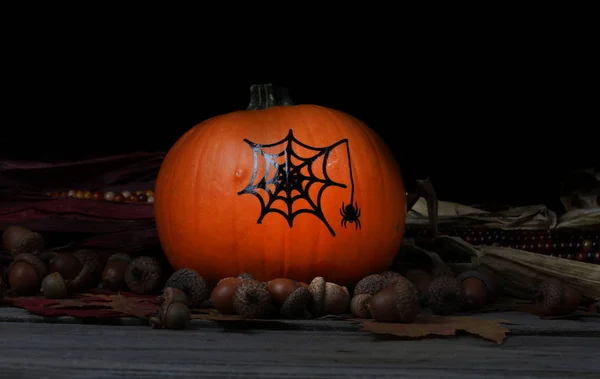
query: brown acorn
308 277 350 317
159 287 189 306
403 268 433 305
232 279 276 318
368 276 420 323
69 249 102 292
353 274 387 297
98 253 132 291
40 272 68 299
125 256 162 294
380 270 403 282
48 252 83 280
151 287 192 330
427 275 466 315
2 225 45 256
210 277 243 314
534 277 581 316
456 270 499 310
267 278 311 318
164 268 208 308
7 253 47 296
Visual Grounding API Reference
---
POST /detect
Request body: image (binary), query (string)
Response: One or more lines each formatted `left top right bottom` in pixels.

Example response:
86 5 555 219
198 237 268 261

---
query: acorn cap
232 279 275 318
10 253 47 279
159 287 189 306
350 294 372 318
2 226 45 256
432 265 454 278
308 276 326 316
427 275 466 315
165 268 208 308
380 270 403 283
353 274 386 297
108 253 133 262
70 249 102 291
280 286 311 318
534 277 581 316
125 256 162 294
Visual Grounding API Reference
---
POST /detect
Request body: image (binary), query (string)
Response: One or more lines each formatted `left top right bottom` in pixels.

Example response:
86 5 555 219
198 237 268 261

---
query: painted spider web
238 129 351 237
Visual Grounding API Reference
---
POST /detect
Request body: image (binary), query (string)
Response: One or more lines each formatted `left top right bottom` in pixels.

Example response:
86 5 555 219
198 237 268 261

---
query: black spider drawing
340 202 361 229
238 129 360 237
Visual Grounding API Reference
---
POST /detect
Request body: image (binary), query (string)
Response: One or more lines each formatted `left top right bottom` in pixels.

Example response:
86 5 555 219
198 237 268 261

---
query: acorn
432 265 454 278
237 272 254 280
7 253 47 296
308 277 350 317
69 249 102 292
40 272 68 299
380 271 403 282
267 278 311 318
427 275 466 315
164 268 208 308
353 274 387 297
150 288 191 330
48 252 83 280
2 225 45 256
368 276 420 323
403 268 433 305
210 277 243 314
456 270 499 310
159 287 189 306
350 294 372 318
97 253 132 291
533 277 581 316
232 279 276 318
125 256 162 294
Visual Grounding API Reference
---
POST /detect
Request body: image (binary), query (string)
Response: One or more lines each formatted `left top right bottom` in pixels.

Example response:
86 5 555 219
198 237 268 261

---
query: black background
2 22 596 215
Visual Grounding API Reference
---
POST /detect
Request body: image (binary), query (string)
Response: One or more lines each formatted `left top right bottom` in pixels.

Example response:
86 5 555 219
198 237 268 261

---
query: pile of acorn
349 266 583 322
45 189 155 204
1 224 586 331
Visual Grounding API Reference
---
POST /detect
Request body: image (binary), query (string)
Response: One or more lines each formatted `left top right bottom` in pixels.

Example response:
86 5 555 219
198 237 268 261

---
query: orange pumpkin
154 84 406 286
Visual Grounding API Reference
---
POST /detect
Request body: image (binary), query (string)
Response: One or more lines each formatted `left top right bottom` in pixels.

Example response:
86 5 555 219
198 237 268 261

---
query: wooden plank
1 307 599 335
0 321 598 378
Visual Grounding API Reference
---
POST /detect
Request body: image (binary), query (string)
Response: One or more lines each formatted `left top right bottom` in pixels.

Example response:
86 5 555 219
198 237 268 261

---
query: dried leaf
78 293 159 319
354 315 511 344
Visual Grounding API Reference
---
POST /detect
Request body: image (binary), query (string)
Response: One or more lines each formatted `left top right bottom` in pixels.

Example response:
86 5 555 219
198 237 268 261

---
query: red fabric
0 152 165 254
4 290 159 318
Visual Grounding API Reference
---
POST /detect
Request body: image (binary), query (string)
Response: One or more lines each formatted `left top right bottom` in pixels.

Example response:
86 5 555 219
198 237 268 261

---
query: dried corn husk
426 236 600 301
473 245 600 300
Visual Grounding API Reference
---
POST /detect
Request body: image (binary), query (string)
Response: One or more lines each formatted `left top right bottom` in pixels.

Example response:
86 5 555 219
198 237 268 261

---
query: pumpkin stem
246 83 294 110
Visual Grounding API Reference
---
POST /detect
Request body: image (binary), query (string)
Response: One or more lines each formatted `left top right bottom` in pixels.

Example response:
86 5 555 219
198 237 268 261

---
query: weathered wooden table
1 307 599 378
